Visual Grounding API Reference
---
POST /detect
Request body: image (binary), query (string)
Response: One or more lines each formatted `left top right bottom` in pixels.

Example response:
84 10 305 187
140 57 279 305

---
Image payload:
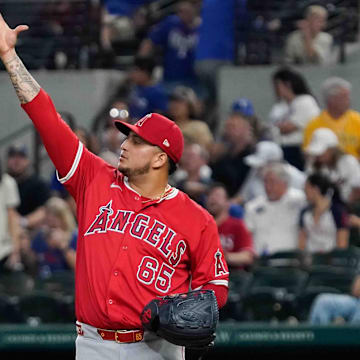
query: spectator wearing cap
138 1 201 94
0 157 22 272
210 97 273 197
244 162 306 256
168 85 213 152
236 140 306 204
269 66 320 171
126 55 169 120
210 98 261 198
231 97 272 140
303 77 360 160
6 144 51 231
304 128 360 205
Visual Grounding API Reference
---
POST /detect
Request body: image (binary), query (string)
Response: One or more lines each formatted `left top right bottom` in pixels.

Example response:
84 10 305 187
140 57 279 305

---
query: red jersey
218 216 254 258
22 90 229 330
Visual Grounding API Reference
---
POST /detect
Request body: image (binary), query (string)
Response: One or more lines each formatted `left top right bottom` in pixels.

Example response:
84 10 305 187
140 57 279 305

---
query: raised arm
0 13 40 103
0 13 87 189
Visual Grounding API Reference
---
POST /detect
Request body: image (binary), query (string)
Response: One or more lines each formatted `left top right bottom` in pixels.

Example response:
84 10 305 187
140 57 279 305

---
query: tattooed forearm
4 54 40 104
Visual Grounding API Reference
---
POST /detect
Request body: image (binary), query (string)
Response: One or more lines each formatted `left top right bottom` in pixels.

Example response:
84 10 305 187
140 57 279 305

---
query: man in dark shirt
6 144 50 229
210 100 257 197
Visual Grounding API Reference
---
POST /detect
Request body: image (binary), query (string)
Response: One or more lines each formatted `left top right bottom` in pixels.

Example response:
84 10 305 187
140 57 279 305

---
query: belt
97 328 144 343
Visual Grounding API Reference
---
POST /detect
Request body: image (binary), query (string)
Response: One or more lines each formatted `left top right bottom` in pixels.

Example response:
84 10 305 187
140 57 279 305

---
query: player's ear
152 151 168 170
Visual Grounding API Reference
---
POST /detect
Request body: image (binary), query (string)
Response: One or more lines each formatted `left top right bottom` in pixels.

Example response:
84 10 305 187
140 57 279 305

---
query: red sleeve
190 213 229 293
21 89 109 201
202 283 228 309
21 89 79 178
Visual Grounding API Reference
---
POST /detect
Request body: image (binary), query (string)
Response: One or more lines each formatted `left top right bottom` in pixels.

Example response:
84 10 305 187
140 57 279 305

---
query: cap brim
114 120 154 145
244 155 265 168
114 120 134 135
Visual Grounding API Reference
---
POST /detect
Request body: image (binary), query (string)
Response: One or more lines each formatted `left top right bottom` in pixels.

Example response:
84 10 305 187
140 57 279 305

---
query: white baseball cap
305 128 339 156
245 141 284 168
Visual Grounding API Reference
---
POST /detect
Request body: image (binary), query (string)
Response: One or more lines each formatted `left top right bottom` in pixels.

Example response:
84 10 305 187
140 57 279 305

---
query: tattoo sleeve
4 54 41 104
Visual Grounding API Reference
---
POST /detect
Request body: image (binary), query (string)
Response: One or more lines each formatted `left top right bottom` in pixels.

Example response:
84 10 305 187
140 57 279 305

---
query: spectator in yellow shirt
303 77 360 159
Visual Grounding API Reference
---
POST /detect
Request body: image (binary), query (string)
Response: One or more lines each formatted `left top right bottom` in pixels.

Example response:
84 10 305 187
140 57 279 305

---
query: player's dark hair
273 66 315 97
168 158 177 175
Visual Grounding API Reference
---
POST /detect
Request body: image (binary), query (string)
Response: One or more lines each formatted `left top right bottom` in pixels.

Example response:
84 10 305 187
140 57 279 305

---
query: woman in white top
299 172 349 253
269 66 320 170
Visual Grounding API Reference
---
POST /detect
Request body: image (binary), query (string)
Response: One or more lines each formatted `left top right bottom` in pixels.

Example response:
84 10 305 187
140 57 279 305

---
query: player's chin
118 164 130 176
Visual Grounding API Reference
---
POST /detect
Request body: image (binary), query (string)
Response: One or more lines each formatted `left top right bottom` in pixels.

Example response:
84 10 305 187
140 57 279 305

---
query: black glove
140 290 219 349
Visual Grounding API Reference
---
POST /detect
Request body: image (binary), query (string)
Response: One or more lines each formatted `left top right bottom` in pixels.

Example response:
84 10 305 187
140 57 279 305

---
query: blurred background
1 0 360 359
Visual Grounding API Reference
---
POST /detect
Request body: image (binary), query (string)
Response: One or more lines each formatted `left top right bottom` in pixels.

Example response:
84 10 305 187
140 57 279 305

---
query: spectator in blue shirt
127 55 169 120
102 0 154 17
194 0 250 128
138 1 201 94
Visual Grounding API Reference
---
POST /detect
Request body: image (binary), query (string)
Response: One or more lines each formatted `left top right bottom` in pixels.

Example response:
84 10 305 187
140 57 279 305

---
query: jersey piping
57 141 84 184
194 280 229 290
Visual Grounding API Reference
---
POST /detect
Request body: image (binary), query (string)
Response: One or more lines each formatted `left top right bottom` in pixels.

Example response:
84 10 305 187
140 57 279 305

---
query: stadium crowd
1 0 360 326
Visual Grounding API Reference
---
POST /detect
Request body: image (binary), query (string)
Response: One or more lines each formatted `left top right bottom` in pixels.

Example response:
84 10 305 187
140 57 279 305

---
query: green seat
0 293 23 323
0 271 34 297
305 266 356 294
34 271 75 297
220 270 253 321
17 290 74 324
247 267 309 295
256 250 308 269
293 286 342 322
241 267 309 322
311 247 360 269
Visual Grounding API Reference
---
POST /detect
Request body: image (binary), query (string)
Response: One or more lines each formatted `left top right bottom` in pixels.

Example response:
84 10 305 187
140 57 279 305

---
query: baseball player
0 14 229 360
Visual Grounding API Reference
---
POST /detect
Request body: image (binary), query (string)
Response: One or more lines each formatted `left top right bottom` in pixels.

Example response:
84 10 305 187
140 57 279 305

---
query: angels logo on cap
136 113 152 127
113 113 184 163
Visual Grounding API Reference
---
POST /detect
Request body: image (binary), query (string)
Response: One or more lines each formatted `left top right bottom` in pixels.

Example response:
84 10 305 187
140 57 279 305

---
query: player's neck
128 173 169 200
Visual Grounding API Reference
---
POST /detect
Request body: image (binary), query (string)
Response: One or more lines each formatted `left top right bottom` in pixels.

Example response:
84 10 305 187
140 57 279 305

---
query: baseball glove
140 290 219 349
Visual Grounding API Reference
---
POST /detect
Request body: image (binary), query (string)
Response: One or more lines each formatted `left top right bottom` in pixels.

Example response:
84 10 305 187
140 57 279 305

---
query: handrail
0 124 34 149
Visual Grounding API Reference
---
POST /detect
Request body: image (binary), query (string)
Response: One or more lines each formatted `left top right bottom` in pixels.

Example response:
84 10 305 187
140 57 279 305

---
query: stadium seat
0 294 24 323
0 271 34 297
246 267 309 294
305 265 356 294
256 250 309 269
220 270 253 321
293 286 342 322
242 286 292 322
17 290 74 324
328 247 360 268
311 247 360 269
34 271 75 297
240 267 309 321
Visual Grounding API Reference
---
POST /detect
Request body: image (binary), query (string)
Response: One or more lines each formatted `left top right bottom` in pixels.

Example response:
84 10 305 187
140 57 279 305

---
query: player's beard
118 162 151 178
